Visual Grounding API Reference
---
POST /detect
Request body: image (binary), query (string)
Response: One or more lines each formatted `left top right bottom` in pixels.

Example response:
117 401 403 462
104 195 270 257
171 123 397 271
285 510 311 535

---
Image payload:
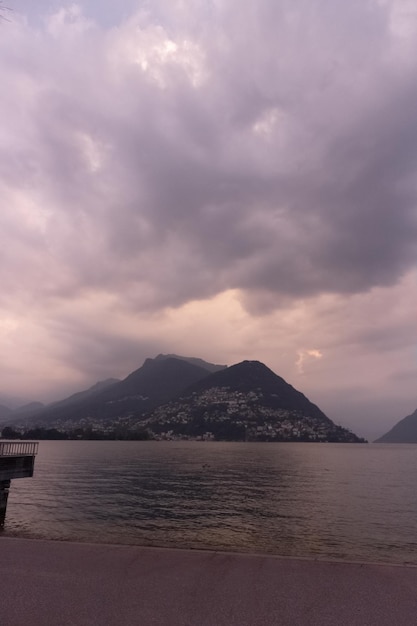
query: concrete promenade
1 537 417 626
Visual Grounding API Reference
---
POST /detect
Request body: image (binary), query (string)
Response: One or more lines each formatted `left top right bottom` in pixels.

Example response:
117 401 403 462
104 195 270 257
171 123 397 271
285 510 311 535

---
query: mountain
153 354 227 373
8 356 364 442
0 401 46 426
98 357 209 404
13 378 120 426
10 402 45 419
0 394 29 410
143 360 364 442
47 379 120 410
22 357 213 428
0 404 12 421
375 408 417 443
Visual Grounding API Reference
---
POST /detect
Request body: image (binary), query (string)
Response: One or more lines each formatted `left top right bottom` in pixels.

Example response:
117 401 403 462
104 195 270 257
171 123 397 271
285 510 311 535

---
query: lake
3 441 417 565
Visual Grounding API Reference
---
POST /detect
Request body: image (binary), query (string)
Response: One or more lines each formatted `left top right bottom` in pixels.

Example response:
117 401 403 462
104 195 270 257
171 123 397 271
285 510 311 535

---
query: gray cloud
2 1 417 313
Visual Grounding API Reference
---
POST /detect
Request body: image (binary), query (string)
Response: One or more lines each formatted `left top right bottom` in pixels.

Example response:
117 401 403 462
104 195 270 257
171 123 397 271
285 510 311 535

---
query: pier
0 441 39 527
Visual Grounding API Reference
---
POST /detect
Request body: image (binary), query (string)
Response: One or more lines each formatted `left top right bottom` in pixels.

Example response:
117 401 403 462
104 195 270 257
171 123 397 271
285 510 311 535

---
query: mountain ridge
143 360 363 442
154 354 227 373
11 357 213 428
1 355 365 442
375 408 417 443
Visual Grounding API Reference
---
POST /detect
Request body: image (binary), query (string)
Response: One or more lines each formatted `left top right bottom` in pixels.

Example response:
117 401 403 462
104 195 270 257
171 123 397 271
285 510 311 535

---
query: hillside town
144 387 362 442
0 357 366 442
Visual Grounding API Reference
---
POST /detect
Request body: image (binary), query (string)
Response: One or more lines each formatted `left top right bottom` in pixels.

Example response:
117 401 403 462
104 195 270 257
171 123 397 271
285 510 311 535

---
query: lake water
3 441 417 565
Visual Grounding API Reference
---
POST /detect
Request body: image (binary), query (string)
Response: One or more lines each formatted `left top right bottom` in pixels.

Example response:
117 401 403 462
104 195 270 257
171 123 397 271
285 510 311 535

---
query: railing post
0 480 11 527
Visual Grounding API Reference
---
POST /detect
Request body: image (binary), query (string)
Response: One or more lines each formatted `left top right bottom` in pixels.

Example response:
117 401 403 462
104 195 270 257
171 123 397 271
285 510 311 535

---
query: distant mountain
154 354 227 373
0 401 45 425
144 360 364 442
375 408 417 443
12 378 120 426
0 404 12 420
22 357 212 428
47 379 120 410
0 394 28 410
11 402 45 419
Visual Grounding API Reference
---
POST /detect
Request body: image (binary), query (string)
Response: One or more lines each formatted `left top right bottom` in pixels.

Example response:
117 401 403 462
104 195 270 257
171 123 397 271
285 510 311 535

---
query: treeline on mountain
0 426 150 441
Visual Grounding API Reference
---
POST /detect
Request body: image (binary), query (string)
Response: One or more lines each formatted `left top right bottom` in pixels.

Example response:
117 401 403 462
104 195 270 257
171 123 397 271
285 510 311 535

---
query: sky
1 0 417 439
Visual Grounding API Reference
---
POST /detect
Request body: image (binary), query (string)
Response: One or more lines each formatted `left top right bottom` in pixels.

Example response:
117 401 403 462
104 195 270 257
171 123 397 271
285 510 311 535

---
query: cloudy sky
1 0 417 439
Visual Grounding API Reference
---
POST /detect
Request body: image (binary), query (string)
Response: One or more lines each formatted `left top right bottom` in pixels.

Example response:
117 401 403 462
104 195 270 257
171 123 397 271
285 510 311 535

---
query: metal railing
0 441 39 457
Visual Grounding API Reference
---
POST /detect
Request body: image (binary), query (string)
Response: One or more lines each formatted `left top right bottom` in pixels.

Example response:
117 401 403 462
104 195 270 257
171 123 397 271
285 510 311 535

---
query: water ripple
3 441 417 565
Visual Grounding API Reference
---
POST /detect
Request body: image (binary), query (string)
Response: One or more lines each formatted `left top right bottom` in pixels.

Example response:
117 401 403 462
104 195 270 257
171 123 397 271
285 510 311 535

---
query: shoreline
2 536 417 625
3 532 417 569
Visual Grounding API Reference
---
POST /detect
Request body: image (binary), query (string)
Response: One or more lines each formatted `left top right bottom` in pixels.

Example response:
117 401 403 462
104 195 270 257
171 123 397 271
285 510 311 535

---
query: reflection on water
4 441 417 565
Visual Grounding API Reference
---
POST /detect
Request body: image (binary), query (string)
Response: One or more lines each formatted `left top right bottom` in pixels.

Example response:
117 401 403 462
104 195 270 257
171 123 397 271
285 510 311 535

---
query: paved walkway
2 537 417 625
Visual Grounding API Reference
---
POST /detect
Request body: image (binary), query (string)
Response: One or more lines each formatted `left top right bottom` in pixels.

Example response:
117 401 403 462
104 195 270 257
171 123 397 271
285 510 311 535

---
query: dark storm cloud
2 0 417 314
48 321 164 382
